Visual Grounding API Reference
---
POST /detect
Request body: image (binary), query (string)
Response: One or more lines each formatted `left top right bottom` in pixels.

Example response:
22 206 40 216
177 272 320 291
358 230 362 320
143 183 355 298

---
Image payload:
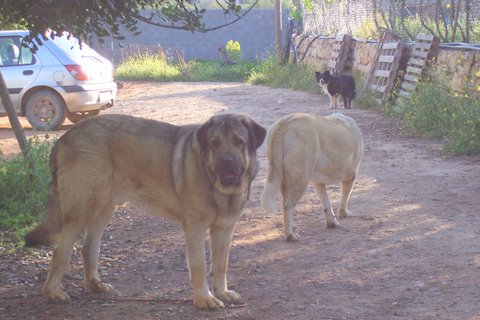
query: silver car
0 30 117 130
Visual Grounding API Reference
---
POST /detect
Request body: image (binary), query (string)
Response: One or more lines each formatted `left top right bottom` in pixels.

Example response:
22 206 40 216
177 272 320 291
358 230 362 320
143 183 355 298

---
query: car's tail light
65 65 90 81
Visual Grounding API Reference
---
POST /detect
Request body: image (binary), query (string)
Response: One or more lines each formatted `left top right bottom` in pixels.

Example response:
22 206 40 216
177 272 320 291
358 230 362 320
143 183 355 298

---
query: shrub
226 40 242 62
394 69 480 155
0 136 54 242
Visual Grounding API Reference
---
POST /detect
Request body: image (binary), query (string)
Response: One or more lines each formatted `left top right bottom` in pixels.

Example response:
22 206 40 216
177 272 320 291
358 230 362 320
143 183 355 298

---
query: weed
247 55 319 93
115 54 256 82
0 136 54 243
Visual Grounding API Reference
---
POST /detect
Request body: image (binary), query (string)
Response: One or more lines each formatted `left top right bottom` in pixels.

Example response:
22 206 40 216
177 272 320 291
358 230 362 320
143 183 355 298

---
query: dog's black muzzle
216 154 243 186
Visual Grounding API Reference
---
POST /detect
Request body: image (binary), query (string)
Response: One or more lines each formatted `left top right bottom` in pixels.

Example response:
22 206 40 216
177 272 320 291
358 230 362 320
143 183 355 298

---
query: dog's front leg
210 224 242 305
184 224 224 309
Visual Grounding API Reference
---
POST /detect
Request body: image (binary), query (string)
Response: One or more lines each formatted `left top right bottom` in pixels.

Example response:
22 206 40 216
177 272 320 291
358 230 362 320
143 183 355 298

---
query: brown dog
261 112 363 241
25 113 266 309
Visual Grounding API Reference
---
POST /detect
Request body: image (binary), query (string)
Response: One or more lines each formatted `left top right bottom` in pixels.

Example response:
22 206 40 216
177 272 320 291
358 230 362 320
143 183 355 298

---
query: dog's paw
44 288 71 304
326 219 341 228
338 209 350 218
85 280 120 295
214 289 242 305
194 292 225 310
286 233 301 241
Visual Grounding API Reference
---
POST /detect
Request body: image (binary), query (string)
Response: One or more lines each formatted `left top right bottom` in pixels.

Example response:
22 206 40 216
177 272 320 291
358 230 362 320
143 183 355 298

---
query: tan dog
25 113 266 309
260 112 363 241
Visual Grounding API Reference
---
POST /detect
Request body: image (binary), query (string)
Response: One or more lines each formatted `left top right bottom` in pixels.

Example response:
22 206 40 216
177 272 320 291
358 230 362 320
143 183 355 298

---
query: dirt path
1 82 480 320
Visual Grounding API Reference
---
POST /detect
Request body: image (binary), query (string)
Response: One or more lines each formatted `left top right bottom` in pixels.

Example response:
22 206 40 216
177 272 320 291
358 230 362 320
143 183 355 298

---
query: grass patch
115 52 257 82
246 55 320 93
0 136 53 243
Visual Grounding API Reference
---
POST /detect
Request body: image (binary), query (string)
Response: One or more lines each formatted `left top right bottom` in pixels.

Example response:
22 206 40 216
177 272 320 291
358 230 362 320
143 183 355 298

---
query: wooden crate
327 34 354 75
365 32 406 105
398 34 440 97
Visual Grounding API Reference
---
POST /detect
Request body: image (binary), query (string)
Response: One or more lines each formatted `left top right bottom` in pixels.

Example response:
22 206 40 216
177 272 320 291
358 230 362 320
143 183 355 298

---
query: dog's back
330 75 356 99
261 112 363 213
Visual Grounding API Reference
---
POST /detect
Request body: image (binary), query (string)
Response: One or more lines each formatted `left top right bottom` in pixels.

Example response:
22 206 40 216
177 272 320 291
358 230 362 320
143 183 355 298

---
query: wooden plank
414 42 434 50
406 66 423 75
381 42 400 50
331 51 339 58
333 43 342 50
416 33 435 41
373 69 391 78
335 34 345 41
409 58 426 67
404 74 418 82
412 50 429 58
378 55 395 63
370 84 387 92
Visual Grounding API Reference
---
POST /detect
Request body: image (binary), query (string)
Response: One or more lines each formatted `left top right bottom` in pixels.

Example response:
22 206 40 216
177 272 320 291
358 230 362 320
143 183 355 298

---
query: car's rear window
46 34 94 58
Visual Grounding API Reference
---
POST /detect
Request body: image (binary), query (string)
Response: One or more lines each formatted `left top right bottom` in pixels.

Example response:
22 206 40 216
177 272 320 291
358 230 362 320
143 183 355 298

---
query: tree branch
133 0 259 33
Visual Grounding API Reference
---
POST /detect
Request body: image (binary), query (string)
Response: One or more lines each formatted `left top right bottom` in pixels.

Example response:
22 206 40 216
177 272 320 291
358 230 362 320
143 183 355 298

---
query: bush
226 40 242 62
0 136 53 242
393 69 480 155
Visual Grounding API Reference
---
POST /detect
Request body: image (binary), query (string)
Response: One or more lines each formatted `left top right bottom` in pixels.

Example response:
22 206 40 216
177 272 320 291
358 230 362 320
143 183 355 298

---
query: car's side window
18 41 35 65
0 36 34 66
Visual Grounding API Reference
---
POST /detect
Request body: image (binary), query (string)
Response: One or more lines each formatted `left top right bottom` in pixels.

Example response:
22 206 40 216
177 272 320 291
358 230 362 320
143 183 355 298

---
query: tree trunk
0 70 28 157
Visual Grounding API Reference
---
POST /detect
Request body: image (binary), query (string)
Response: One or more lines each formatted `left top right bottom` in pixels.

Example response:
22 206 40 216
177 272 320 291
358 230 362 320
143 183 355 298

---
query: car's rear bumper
61 82 117 112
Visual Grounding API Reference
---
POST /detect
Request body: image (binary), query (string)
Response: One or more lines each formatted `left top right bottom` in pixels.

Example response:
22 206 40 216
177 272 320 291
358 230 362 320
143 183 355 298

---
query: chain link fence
301 0 480 43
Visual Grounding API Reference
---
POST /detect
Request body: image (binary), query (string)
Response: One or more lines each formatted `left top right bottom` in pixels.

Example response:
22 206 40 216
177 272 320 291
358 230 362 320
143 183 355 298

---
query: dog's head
315 70 332 89
197 114 266 194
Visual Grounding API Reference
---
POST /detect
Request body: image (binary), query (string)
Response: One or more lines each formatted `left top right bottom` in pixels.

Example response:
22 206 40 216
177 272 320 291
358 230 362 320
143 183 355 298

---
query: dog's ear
242 117 266 153
325 70 331 76
315 71 321 82
197 118 212 152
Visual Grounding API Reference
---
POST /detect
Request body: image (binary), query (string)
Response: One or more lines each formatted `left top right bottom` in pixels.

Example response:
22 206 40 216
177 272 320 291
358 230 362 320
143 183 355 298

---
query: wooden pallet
365 32 406 105
328 34 354 75
398 34 440 97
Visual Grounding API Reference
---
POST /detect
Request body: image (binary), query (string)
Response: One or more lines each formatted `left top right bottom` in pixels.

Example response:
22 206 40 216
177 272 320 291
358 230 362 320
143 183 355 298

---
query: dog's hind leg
338 177 355 218
43 222 85 303
314 182 340 228
82 202 118 295
343 95 349 109
282 178 309 241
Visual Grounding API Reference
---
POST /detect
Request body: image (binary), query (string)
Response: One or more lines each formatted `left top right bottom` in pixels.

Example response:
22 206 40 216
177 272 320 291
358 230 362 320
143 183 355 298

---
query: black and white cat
315 70 356 109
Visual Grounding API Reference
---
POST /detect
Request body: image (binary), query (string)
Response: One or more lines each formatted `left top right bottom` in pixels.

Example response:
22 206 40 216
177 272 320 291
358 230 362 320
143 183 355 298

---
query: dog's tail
260 124 284 214
25 144 63 247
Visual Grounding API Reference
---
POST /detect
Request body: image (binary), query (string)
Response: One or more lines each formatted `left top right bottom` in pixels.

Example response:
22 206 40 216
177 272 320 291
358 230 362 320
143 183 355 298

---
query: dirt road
1 82 479 319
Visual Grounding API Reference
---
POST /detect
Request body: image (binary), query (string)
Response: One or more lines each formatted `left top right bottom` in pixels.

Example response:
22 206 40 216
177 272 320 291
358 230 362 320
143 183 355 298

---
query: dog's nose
221 155 235 169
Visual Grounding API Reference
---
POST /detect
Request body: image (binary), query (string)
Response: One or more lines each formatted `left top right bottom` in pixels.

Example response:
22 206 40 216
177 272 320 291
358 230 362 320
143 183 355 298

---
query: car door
0 35 41 113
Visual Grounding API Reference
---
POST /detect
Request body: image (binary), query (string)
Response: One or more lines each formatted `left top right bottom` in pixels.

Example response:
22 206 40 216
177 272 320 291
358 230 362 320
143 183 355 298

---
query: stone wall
293 35 480 92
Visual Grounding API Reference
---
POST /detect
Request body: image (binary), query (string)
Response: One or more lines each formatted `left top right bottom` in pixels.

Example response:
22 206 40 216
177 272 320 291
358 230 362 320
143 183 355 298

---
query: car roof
0 30 29 37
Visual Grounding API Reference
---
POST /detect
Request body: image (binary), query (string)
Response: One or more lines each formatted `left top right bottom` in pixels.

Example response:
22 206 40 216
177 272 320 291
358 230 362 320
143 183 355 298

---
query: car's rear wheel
25 90 66 130
66 110 100 124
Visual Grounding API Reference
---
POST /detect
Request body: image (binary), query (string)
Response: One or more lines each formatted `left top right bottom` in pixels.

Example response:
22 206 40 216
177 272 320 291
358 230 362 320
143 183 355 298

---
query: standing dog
25 113 266 309
315 70 356 109
261 113 363 241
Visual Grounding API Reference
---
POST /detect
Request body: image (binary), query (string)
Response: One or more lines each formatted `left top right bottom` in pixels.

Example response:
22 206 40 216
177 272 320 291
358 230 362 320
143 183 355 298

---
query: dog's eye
232 136 245 148
211 138 222 149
